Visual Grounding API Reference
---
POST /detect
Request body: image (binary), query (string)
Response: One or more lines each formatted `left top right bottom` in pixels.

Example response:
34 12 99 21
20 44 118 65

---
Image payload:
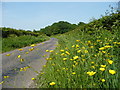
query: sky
1 2 118 31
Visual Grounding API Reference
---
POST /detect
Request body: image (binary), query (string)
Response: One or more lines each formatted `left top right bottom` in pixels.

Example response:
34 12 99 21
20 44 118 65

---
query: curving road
1 38 58 88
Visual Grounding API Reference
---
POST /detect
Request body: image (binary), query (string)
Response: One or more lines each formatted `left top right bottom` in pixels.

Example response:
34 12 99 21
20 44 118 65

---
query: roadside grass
2 35 49 53
36 27 119 88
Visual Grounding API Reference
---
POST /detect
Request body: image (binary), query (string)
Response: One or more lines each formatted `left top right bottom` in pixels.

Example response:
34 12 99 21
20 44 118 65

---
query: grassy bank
2 35 49 53
35 19 119 88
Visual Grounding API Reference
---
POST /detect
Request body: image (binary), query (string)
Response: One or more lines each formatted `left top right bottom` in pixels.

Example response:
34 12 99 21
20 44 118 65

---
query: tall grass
36 27 119 88
2 35 49 53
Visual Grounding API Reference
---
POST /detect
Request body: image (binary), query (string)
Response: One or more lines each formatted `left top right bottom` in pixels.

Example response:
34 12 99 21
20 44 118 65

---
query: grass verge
36 27 119 88
2 35 49 53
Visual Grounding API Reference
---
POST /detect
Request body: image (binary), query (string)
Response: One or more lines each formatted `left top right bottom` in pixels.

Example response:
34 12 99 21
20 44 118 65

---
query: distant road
2 38 58 88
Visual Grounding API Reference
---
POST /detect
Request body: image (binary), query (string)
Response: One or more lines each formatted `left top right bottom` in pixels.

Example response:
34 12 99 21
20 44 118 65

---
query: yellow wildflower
101 79 105 82
87 41 91 44
65 51 70 55
20 68 23 71
72 72 76 75
113 42 117 44
74 61 77 63
20 67 28 71
46 58 52 60
52 64 55 66
91 62 94 64
49 50 54 52
117 42 120 44
63 68 66 70
46 58 49 60
76 45 79 48
109 70 116 75
81 55 85 57
17 55 21 58
0 81 4 84
18 49 23 51
30 44 36 47
104 45 112 48
101 65 106 68
99 68 105 71
76 40 80 42
99 47 105 50
31 78 35 80
109 40 112 42
73 65 76 67
43 55 46 57
91 66 95 69
72 45 75 48
87 71 96 76
105 43 109 45
82 59 85 61
108 60 113 64
65 47 68 49
75 62 78 65
29 48 34 51
43 65 46 67
57 69 59 72
20 59 24 62
70 59 73 61
77 50 81 53
82 47 85 49
102 51 106 53
94 43 97 45
84 50 88 53
49 82 55 86
4 76 10 79
41 72 44 74
6 54 10 56
73 56 79 60
97 40 101 42
61 53 66 56
60 49 64 52
63 58 67 61
66 68 68 70
90 46 94 48
94 55 97 57
45 50 49 52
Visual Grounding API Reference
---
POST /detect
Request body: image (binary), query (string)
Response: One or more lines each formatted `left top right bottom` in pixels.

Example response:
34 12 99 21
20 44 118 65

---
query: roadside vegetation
35 12 120 88
2 35 49 53
1 27 49 53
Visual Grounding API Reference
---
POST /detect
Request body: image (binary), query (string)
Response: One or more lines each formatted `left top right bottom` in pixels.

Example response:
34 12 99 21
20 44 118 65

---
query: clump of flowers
109 70 116 75
49 82 56 86
99 68 105 71
87 71 96 76
101 79 105 82
73 56 79 60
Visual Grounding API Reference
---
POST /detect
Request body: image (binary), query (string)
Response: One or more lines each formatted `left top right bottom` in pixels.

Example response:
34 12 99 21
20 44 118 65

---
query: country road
1 38 58 88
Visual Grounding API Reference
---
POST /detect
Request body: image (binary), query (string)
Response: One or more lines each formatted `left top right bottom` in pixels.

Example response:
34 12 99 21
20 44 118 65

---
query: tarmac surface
2 38 58 88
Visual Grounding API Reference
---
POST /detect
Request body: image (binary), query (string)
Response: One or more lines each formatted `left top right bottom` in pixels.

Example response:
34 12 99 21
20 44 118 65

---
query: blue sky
2 2 117 31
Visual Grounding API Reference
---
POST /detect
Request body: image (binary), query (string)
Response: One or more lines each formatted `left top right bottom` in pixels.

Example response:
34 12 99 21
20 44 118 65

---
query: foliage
2 35 49 53
39 21 77 36
35 12 119 88
1 27 44 38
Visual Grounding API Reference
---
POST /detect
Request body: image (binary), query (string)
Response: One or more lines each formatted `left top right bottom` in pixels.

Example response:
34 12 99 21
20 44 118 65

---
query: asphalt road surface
2 38 58 88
